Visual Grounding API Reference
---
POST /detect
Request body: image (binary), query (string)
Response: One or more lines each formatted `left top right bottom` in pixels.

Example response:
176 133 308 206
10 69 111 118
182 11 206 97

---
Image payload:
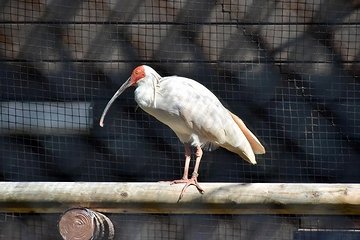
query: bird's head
99 65 160 127
129 65 154 85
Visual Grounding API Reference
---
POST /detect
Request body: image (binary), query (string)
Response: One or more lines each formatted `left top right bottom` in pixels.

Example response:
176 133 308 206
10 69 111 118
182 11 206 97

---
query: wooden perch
1 182 360 214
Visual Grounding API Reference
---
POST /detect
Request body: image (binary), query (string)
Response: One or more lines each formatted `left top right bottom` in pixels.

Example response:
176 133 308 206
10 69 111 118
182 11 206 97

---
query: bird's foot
170 173 204 201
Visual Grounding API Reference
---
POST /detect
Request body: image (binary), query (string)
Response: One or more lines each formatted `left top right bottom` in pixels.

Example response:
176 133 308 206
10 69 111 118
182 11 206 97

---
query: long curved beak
99 77 131 127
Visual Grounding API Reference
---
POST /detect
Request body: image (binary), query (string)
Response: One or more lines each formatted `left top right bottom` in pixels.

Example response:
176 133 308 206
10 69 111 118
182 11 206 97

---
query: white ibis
99 65 265 200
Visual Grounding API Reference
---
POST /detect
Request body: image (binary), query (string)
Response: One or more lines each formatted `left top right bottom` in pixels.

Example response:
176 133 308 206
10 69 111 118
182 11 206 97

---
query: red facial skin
130 65 146 85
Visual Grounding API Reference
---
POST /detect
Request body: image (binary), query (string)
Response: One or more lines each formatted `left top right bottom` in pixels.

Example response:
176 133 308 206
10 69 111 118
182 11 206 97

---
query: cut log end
58 208 114 240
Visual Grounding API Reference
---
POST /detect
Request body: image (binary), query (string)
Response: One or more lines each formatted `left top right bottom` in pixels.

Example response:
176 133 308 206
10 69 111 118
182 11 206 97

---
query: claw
170 176 204 201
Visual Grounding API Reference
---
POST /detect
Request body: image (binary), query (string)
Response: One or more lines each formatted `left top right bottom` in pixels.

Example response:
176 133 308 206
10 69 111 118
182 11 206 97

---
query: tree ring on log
58 207 114 240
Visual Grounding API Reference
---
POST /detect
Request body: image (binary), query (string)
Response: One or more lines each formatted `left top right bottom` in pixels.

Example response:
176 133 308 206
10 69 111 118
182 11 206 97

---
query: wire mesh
2 213 360 240
1 0 360 239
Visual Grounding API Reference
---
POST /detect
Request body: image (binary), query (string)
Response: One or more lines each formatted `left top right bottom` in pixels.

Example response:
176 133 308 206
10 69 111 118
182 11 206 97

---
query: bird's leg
171 145 205 200
170 143 191 182
182 143 192 180
159 143 191 185
188 145 205 193
192 145 202 180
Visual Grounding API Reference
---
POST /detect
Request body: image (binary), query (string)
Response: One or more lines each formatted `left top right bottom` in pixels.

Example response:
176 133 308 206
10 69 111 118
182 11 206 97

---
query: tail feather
227 110 266 155
222 143 257 165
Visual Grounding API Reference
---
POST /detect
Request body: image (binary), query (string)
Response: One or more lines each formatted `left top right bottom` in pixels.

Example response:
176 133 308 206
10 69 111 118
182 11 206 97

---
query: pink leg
182 143 191 180
193 145 203 176
171 145 204 200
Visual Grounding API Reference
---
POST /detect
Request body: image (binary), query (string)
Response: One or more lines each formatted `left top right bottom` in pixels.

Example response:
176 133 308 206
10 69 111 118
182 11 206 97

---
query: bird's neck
134 75 161 108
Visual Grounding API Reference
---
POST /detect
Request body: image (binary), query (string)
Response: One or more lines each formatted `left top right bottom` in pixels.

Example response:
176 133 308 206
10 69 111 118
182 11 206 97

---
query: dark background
1 0 360 239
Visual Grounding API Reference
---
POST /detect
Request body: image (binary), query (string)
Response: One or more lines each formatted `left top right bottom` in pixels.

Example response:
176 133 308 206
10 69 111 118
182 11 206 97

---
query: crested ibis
99 65 265 200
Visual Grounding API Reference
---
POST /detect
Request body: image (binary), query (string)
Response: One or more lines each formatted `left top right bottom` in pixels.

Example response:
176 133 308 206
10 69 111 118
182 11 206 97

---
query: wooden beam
0 102 92 135
1 182 360 214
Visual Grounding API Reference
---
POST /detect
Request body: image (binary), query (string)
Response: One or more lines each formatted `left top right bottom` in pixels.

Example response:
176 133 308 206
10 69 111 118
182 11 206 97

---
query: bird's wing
169 79 249 151
227 110 266 154
155 76 262 164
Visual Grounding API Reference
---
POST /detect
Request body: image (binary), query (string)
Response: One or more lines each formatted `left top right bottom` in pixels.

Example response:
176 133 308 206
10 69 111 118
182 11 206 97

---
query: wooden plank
0 182 360 214
0 102 92 135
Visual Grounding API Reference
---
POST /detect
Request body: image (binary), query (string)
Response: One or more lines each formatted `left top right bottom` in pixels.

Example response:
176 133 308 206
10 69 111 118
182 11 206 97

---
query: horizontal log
0 182 360 214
